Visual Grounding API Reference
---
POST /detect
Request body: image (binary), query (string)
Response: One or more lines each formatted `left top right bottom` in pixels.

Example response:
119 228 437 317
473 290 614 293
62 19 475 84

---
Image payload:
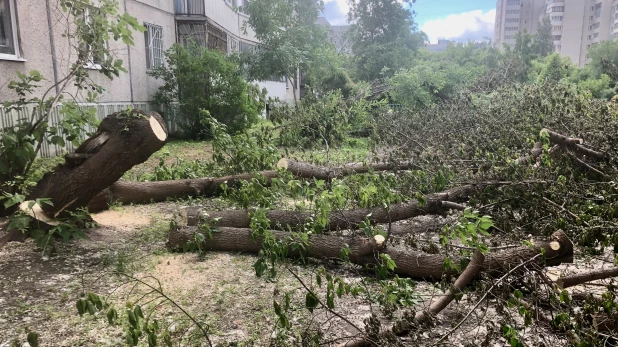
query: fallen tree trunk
167 227 573 280
277 158 420 181
180 198 461 231
87 159 442 212
88 171 279 212
30 110 167 218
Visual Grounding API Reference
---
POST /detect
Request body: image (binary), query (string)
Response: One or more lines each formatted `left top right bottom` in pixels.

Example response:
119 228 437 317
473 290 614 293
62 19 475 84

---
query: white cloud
421 9 496 44
323 0 350 25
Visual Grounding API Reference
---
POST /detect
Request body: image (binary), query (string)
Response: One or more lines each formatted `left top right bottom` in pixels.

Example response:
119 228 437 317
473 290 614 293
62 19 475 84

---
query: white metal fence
0 102 172 158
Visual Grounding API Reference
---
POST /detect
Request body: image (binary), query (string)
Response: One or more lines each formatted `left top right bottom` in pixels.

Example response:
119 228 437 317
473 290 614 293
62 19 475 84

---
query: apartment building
494 0 546 49
0 0 296 106
495 0 618 67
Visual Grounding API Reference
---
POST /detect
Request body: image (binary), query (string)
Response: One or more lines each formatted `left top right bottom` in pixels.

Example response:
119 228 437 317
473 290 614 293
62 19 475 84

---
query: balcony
174 0 205 16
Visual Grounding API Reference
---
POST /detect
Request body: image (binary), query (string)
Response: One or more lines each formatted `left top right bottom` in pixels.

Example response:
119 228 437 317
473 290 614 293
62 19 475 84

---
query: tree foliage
346 0 426 81
242 0 332 98
534 16 554 58
151 43 266 139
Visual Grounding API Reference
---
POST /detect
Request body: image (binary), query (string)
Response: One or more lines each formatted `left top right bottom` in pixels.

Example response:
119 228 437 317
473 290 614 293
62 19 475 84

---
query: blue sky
322 0 497 44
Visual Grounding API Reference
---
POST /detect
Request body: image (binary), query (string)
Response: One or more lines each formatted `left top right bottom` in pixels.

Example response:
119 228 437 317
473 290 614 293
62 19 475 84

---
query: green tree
347 0 426 81
534 16 554 58
587 39 618 83
151 43 265 139
242 0 332 100
536 53 572 83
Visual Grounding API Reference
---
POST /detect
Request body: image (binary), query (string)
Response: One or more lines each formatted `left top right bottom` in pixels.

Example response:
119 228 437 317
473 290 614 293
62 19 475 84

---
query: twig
286 267 367 339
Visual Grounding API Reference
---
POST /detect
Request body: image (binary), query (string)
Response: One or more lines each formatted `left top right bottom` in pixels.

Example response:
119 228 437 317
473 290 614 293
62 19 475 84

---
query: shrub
151 42 266 139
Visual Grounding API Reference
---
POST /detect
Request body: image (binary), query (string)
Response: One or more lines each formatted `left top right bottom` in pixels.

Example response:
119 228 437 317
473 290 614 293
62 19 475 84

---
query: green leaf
305 292 319 312
27 331 39 347
107 308 118 325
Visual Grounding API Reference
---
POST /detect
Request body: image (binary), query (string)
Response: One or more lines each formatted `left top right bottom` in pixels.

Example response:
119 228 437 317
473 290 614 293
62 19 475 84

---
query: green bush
151 42 266 139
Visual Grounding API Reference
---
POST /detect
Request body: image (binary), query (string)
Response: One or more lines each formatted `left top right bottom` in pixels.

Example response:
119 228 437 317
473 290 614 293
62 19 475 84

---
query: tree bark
167 227 573 280
541 128 606 160
29 110 167 218
277 158 420 181
180 198 461 231
88 171 279 212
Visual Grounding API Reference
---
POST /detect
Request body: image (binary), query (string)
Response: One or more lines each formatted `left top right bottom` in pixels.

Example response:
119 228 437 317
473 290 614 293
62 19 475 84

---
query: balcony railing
174 0 205 15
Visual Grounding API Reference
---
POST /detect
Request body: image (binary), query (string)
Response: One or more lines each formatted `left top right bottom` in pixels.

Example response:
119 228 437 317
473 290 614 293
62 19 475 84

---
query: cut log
556 267 618 289
277 158 419 181
180 198 461 231
28 110 167 218
0 201 59 248
167 227 573 280
88 171 279 212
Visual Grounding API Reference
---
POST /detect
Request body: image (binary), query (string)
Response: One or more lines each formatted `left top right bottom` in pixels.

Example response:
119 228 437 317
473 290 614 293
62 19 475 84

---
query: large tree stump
167 227 573 280
28 110 167 218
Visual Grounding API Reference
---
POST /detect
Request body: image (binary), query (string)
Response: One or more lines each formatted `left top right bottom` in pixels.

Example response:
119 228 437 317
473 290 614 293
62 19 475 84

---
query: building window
207 22 227 53
0 0 19 58
551 16 563 21
504 35 514 40
550 6 564 12
553 35 561 41
177 21 206 47
555 45 561 51
590 6 595 11
144 23 164 71
505 26 519 31
589 16 594 20
553 25 562 31
82 6 107 69
240 41 256 52
506 10 520 14
506 0 520 5
506 18 519 23
227 37 239 54
594 32 599 38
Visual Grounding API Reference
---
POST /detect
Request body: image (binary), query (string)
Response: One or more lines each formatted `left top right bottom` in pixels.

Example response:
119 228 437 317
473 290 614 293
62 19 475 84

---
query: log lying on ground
88 171 278 212
87 158 430 212
167 227 573 280
556 266 618 289
515 142 543 166
277 158 420 181
30 110 167 218
340 251 486 347
181 198 462 231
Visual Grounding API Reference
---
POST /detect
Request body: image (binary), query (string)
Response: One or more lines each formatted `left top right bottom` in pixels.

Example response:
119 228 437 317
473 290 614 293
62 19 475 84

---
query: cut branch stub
556 267 618 289
541 128 607 160
29 110 167 218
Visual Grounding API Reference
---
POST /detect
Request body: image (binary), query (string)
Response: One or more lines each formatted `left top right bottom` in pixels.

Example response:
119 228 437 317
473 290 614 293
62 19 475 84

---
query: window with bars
144 23 164 71
177 21 207 47
207 22 228 53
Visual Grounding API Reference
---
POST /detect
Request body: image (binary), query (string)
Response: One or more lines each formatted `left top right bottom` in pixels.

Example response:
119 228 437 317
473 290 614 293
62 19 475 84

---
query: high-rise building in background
494 0 618 66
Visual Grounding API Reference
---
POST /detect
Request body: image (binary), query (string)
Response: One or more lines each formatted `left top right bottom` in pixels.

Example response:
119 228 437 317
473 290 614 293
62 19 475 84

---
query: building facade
0 0 297 107
494 0 618 67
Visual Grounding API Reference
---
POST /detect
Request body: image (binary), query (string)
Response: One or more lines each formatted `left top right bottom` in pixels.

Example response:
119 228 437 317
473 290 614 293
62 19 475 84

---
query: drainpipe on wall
45 0 60 94
124 0 135 102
